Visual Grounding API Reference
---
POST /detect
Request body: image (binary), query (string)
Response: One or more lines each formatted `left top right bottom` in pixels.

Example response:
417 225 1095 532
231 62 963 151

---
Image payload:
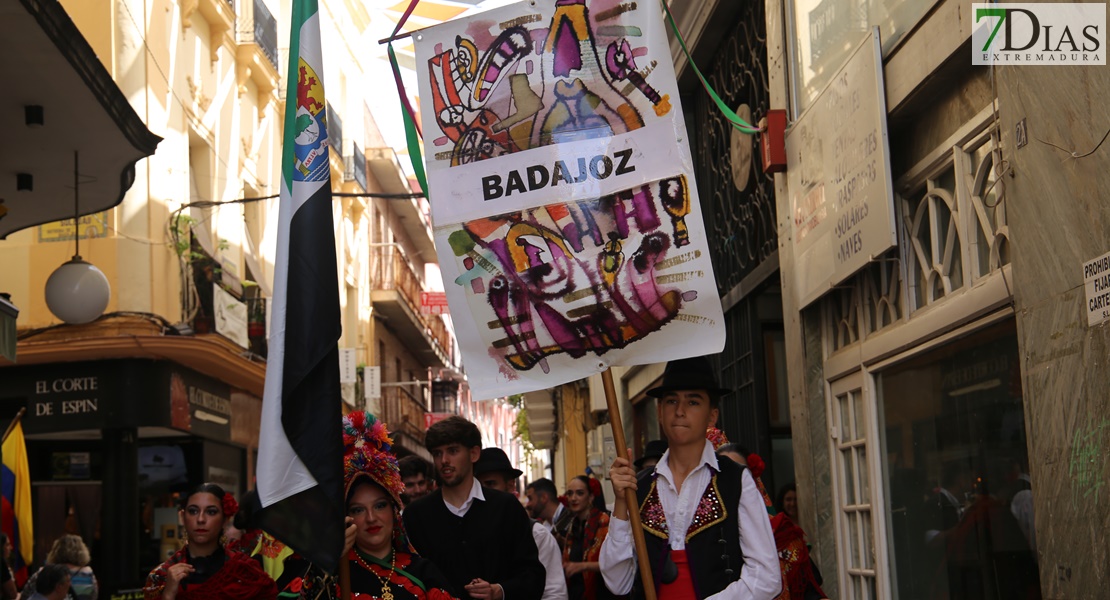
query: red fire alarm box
760 109 787 174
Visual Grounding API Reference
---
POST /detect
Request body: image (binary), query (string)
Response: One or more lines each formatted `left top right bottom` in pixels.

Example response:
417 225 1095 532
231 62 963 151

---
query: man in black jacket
403 416 546 600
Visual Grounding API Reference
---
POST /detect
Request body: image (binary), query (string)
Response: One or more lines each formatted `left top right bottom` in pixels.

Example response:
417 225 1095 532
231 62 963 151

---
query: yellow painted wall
560 383 589 483
57 0 114 74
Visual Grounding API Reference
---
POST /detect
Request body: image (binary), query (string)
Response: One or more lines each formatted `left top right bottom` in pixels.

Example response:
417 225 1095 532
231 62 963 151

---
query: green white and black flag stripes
256 0 344 572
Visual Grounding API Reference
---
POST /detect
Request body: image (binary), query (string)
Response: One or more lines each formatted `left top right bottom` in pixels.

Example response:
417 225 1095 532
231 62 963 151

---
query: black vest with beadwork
631 457 745 600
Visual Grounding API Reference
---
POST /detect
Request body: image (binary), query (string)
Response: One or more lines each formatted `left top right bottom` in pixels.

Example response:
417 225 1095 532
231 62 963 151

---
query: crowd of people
4 355 833 600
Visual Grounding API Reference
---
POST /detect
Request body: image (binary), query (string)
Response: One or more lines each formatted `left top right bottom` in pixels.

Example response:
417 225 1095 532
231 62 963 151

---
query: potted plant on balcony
244 281 266 338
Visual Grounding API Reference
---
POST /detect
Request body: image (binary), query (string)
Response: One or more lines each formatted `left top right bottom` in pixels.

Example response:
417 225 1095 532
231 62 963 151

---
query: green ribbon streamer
660 0 763 134
387 42 430 197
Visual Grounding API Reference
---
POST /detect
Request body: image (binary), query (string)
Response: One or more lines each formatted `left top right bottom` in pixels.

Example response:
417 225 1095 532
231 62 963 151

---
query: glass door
830 372 881 599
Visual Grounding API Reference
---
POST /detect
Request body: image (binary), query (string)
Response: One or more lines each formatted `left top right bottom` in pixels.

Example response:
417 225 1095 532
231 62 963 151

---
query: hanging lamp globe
44 255 111 324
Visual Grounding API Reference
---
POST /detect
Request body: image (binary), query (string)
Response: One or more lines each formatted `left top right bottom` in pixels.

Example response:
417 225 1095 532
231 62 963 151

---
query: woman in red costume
339 410 456 600
143 483 277 600
562 476 617 600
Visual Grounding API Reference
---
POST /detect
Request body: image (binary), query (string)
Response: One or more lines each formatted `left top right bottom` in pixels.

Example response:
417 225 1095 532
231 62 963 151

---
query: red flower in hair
746 453 766 479
222 492 239 517
587 477 603 499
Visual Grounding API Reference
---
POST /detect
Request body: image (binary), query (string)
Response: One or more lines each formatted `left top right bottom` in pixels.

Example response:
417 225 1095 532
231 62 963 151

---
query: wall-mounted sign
424 412 452 430
339 349 358 383
51 452 91 480
169 370 232 442
29 373 105 432
214 285 249 348
363 366 381 401
37 212 108 243
1083 250 1110 327
420 291 449 316
786 28 897 308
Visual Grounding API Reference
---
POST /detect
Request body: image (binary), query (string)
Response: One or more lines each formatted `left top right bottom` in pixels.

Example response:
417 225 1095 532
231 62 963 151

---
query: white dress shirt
545 502 567 532
444 477 486 517
599 440 781 600
532 521 569 600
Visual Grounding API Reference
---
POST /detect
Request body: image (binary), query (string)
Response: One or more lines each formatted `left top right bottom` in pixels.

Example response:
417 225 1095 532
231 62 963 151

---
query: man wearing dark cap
475 448 568 600
600 355 780 600
635 439 669 476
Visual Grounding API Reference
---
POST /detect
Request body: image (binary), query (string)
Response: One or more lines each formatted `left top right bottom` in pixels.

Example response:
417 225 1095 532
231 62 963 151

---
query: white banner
415 0 724 398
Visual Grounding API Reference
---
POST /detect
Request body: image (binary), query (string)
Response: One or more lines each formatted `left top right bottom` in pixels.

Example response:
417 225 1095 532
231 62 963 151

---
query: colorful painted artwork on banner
415 0 724 398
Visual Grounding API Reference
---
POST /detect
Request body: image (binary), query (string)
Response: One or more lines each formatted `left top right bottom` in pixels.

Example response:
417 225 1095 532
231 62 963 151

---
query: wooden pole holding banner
1 407 26 445
601 368 657 600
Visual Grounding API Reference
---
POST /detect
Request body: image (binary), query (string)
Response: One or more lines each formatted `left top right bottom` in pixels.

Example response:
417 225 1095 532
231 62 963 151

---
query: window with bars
824 111 1007 354
901 124 1009 314
830 374 880 599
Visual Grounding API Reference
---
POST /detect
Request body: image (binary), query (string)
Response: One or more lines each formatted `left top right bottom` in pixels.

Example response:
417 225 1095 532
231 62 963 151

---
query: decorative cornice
9 332 266 396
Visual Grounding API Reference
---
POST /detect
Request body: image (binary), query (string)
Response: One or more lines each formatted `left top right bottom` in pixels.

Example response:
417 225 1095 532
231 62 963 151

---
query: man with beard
403 416 546 599
399 455 436 504
525 478 574 549
475 448 568 600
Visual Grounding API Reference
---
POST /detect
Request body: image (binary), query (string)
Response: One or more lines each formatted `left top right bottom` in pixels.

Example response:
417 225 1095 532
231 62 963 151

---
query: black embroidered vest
631 458 745 600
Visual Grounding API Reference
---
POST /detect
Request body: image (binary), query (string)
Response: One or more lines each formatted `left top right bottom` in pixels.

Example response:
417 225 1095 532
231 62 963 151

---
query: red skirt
659 549 697 600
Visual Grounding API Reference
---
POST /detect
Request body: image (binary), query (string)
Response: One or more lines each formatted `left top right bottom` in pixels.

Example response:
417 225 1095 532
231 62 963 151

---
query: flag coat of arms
255 0 345 572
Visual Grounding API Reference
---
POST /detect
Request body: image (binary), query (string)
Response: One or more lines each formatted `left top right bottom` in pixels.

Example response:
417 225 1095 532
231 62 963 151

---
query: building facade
0 0 463 593
674 0 1110 598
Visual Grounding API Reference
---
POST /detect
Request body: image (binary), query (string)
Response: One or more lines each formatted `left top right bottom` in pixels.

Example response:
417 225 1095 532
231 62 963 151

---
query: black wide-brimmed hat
635 439 669 470
646 355 730 398
474 447 523 478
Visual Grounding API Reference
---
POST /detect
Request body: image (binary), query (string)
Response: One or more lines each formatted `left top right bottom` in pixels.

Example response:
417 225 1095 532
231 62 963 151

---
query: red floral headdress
221 493 239 517
342 411 412 552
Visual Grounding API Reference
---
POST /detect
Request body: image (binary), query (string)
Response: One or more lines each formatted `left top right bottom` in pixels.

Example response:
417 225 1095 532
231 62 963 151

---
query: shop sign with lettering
785 29 898 308
169 369 233 442
28 372 106 431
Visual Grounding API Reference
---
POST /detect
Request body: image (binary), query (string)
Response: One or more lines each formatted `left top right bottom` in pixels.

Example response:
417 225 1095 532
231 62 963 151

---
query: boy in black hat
599 356 780 600
475 448 569 600
635 439 669 476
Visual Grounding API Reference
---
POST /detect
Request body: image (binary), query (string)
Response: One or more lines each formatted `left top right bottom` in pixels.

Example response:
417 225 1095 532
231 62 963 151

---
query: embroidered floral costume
562 506 614 600
143 546 277 600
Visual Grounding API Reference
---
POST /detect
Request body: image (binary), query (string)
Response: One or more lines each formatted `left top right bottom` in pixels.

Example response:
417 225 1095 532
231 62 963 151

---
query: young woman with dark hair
143 483 276 600
562 476 615 600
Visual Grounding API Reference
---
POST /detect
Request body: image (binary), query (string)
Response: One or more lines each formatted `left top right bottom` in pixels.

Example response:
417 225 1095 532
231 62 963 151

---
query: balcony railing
327 102 343 155
345 143 367 190
373 248 454 362
381 385 427 444
236 0 278 70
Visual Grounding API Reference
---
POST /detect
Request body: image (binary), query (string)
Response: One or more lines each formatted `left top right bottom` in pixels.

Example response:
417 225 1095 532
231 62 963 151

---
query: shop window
829 373 880 599
878 321 1040 599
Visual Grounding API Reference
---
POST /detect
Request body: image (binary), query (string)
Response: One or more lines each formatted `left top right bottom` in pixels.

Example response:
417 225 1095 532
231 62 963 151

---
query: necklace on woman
354 548 397 600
